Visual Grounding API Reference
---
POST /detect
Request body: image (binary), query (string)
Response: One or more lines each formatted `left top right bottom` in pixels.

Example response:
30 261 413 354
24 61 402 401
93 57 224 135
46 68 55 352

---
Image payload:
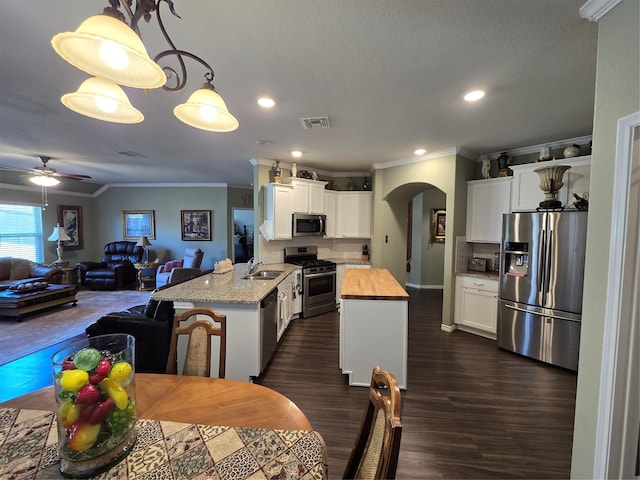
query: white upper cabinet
324 191 342 238
510 156 591 212
466 178 511 243
325 191 372 239
341 192 372 238
263 183 294 240
282 177 326 214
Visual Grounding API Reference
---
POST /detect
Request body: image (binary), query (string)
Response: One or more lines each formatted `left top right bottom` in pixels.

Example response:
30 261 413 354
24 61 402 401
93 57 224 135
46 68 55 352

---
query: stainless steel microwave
292 213 326 236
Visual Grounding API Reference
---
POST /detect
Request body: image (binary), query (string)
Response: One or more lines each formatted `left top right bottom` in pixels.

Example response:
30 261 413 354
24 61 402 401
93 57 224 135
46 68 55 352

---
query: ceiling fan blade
0 164 34 173
55 172 92 180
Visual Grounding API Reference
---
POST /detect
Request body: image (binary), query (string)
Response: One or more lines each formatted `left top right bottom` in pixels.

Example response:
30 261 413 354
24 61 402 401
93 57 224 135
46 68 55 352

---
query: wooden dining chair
166 307 226 378
343 366 403 480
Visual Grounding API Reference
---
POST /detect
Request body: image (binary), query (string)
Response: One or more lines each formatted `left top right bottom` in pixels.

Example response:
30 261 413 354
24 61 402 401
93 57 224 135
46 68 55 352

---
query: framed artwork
181 210 212 241
431 209 446 243
57 205 83 250
122 210 155 240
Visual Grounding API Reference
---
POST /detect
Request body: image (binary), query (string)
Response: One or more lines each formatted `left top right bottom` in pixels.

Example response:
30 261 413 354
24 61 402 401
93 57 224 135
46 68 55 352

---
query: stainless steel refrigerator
498 211 587 371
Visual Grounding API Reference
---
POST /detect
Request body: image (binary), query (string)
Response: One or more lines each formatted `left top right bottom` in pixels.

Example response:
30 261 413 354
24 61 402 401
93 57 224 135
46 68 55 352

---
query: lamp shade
30 176 60 187
174 86 239 132
61 77 144 124
135 236 151 247
48 224 71 242
51 14 166 89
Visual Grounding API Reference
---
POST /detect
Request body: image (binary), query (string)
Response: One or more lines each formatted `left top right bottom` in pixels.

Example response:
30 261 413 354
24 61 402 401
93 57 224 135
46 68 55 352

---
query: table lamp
48 223 71 264
135 236 152 263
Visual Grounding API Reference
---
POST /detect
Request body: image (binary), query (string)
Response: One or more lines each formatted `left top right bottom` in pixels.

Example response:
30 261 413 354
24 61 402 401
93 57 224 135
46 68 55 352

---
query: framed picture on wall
57 205 83 250
122 210 155 240
431 209 446 243
181 210 211 241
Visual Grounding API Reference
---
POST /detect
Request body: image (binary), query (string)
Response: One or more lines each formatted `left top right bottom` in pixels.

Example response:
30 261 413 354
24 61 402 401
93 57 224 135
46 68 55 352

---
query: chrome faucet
247 257 264 274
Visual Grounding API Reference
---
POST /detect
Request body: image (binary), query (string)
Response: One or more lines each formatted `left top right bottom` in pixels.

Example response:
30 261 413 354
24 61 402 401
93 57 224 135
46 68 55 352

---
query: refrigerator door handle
537 229 546 303
545 227 555 304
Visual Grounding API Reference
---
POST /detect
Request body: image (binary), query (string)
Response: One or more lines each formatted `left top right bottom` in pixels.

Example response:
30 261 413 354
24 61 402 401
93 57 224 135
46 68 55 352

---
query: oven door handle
304 271 336 279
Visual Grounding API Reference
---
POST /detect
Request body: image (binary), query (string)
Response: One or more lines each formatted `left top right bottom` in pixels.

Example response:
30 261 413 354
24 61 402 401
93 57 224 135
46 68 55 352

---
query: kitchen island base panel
340 298 408 389
173 301 261 382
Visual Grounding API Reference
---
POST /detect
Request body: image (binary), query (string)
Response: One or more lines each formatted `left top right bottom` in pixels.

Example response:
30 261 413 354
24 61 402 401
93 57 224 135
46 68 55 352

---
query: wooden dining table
0 373 312 430
0 374 326 479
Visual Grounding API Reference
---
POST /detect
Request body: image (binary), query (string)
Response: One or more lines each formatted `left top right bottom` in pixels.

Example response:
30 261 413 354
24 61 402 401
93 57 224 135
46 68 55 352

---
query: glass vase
51 334 137 478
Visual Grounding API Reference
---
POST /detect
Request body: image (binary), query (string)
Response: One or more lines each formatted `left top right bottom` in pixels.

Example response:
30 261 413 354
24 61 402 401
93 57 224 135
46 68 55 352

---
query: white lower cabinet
454 275 498 339
277 273 292 341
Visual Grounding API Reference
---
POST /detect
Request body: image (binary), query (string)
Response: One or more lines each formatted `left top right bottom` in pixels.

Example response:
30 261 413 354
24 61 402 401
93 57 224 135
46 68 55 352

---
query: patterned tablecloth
0 408 328 479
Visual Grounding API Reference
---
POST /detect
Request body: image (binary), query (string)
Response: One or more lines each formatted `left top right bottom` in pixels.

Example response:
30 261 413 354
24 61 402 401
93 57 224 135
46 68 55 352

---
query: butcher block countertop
341 268 409 301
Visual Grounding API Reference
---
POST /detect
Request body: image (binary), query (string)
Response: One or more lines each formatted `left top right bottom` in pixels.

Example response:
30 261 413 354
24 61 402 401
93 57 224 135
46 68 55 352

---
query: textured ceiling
0 0 597 194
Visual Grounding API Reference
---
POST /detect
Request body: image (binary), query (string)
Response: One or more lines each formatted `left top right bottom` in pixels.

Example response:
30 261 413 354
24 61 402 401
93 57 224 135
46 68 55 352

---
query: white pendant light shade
30 176 60 187
61 77 144 124
174 87 239 132
51 14 166 89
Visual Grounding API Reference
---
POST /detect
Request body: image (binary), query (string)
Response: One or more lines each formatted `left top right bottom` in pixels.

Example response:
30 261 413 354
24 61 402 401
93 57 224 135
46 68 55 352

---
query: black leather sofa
86 297 175 373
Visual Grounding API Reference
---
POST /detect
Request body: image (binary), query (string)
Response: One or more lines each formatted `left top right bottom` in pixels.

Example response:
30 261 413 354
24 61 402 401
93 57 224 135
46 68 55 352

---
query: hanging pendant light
61 76 143 123
51 14 166 89
174 83 239 132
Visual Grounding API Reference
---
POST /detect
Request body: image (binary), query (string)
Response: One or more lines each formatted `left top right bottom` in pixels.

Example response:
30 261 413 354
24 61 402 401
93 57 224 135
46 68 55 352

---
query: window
0 203 44 262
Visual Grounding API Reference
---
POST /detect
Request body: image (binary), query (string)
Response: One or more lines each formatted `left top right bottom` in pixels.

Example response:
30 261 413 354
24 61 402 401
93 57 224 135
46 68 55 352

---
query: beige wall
571 0 640 476
371 154 474 325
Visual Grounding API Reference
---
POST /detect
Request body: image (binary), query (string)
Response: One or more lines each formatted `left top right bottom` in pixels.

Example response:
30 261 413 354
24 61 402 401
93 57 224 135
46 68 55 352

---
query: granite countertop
151 263 296 304
457 271 500 280
322 257 371 266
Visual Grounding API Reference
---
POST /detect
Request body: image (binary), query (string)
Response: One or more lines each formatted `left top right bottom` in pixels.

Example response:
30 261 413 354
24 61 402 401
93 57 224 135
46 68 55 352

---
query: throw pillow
10 259 31 280
162 259 183 271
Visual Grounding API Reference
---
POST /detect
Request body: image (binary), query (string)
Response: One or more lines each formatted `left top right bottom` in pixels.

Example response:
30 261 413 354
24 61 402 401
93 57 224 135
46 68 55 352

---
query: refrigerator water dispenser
504 242 529 277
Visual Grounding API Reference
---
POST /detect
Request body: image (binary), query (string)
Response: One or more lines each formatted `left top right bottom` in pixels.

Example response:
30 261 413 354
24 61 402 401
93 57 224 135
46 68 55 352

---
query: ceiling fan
0 155 92 185
0 155 92 209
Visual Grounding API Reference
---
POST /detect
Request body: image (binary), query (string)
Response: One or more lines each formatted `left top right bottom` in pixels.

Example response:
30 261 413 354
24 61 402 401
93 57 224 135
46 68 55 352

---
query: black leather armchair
77 241 143 290
86 296 175 373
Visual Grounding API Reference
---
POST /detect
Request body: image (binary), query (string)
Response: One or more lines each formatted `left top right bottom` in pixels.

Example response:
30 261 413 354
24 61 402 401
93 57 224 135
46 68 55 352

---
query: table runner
0 408 327 479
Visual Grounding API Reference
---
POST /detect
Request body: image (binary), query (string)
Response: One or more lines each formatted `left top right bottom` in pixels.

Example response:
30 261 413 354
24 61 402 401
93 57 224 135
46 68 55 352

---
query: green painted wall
371 153 474 325
571 0 640 476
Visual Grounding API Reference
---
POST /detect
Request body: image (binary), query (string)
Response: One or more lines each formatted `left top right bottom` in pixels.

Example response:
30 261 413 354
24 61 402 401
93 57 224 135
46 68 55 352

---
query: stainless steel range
284 246 336 318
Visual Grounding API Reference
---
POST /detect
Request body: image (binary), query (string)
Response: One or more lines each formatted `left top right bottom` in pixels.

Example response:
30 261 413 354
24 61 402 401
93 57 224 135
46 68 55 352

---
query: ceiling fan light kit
51 0 238 131
30 175 60 187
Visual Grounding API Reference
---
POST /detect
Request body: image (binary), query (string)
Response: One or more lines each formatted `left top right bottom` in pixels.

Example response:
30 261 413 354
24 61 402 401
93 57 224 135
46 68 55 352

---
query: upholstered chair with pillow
155 247 204 288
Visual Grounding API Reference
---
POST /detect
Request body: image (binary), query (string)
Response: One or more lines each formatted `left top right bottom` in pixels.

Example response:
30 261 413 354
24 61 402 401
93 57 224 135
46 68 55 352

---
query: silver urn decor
533 165 571 209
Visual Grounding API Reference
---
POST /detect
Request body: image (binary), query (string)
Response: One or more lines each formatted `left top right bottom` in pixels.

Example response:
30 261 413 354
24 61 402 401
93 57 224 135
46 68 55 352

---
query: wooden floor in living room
0 288 577 478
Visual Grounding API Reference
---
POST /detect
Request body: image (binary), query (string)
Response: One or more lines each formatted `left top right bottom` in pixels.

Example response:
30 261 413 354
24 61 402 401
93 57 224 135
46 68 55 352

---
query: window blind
0 204 44 262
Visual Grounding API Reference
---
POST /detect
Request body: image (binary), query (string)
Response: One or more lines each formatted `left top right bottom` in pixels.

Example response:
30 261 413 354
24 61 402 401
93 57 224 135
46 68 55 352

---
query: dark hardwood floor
257 288 577 479
0 288 577 478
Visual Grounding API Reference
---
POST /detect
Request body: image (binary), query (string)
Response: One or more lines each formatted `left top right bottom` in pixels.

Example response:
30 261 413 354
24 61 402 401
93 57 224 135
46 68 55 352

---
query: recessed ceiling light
414 148 426 155
257 97 275 108
463 90 485 102
291 150 302 158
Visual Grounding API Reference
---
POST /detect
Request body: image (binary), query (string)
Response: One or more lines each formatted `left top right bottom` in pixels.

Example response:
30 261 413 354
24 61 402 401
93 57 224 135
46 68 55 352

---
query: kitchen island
152 263 296 381
340 268 409 389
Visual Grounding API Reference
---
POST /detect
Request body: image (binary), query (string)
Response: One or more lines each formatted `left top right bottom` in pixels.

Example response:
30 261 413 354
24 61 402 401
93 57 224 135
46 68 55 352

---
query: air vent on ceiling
300 116 331 129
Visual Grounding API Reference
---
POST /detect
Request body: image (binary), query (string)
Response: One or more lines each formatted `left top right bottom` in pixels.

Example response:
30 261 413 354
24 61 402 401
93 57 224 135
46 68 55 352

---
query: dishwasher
260 288 278 372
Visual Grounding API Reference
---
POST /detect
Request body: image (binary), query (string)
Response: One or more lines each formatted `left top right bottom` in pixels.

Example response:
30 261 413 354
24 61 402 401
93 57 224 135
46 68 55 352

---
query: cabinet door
292 182 310 213
308 183 326 214
325 191 341 238
460 286 498 333
264 184 293 240
341 192 372 238
466 179 511 243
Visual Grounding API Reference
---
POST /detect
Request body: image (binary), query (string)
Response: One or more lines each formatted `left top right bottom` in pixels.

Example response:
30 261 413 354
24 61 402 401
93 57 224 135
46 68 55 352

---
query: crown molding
481 134 593 160
580 0 622 21
371 147 460 170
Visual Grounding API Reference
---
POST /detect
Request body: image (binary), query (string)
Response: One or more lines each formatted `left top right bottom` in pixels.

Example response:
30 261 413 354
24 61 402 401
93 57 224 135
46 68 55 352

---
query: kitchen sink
243 270 282 280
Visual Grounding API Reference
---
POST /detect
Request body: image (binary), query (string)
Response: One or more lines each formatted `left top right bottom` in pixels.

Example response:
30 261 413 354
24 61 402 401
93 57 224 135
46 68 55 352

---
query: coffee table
0 284 77 321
